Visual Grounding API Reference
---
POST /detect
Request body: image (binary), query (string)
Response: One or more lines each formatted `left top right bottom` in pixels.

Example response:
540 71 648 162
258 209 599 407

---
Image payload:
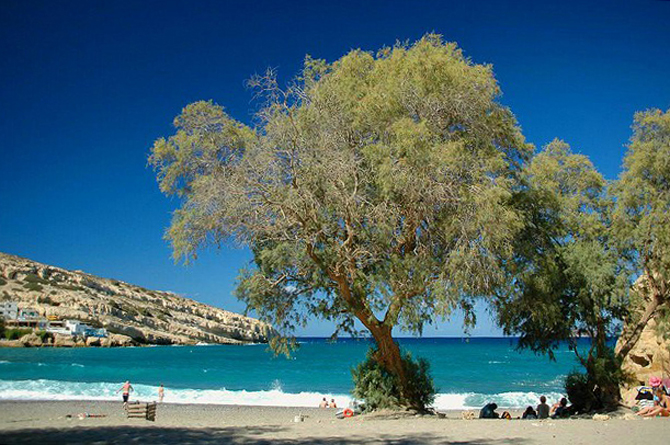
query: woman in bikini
637 388 670 417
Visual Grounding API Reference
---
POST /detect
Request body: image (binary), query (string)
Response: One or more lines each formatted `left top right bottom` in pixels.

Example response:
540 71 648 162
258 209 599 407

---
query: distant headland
0 252 273 347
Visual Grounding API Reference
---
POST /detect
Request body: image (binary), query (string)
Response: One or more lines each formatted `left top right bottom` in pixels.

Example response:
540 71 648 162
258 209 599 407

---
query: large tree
149 35 532 410
613 108 670 358
495 140 627 411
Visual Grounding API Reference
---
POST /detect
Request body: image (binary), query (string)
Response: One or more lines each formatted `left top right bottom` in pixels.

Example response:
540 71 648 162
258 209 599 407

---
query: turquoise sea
0 338 584 409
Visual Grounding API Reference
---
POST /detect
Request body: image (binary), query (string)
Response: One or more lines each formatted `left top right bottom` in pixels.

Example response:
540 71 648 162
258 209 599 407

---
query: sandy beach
0 401 667 444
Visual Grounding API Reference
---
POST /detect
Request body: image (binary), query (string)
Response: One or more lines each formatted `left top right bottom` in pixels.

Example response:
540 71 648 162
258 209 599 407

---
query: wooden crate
125 401 157 421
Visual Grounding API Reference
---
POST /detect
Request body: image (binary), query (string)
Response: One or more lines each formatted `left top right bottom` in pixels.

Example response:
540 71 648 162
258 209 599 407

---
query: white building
65 320 88 335
0 302 18 320
64 320 107 338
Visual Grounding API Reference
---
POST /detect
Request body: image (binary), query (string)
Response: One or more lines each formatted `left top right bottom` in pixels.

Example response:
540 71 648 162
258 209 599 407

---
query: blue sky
1 0 669 337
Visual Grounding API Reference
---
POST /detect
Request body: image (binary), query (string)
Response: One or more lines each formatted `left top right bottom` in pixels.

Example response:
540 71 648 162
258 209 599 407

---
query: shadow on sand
0 425 531 445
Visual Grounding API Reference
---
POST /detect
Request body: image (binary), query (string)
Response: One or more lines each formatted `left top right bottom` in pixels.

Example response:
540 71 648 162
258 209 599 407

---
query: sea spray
0 379 563 409
0 338 581 408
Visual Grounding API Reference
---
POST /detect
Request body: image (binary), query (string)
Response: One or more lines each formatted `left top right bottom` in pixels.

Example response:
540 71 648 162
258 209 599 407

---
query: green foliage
23 282 43 292
24 274 48 285
494 140 627 409
150 34 533 409
150 34 531 345
352 347 435 412
612 108 670 353
54 283 84 292
138 308 153 317
565 372 590 412
496 140 625 354
37 295 59 306
35 330 51 342
565 349 628 413
0 278 6 286
4 328 32 340
613 108 670 278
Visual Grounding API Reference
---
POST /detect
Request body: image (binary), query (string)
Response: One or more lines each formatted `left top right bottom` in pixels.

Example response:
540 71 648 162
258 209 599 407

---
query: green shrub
23 282 43 292
565 349 628 413
24 274 48 284
139 308 153 317
55 283 84 291
0 278 7 286
4 328 32 340
35 330 52 341
352 347 436 412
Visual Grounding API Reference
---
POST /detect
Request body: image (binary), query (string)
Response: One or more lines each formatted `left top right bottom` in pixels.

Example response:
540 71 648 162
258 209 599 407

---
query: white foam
0 379 563 410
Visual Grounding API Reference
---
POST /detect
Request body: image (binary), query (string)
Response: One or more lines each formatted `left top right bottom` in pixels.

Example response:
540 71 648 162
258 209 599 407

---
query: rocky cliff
617 317 670 405
0 252 273 346
615 277 670 405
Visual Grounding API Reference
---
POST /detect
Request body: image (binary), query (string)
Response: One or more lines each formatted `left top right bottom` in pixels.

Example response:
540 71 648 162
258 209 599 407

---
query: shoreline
0 400 667 444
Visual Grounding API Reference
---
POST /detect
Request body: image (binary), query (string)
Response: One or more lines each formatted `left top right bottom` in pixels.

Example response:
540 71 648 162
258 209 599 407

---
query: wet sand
0 400 668 444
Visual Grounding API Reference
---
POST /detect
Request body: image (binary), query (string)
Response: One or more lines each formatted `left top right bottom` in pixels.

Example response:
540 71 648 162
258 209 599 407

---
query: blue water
0 338 585 409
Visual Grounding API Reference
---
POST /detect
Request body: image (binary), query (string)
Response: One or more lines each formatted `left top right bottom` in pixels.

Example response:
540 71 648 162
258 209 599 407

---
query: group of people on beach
318 397 337 408
480 395 570 420
116 381 165 407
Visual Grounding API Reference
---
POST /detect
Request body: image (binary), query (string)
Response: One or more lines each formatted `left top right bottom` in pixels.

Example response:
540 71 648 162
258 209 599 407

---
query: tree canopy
149 35 533 409
494 139 628 410
614 108 670 357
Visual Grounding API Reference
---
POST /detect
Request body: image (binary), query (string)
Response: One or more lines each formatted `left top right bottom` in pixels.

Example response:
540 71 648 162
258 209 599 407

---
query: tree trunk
368 324 421 411
616 291 664 359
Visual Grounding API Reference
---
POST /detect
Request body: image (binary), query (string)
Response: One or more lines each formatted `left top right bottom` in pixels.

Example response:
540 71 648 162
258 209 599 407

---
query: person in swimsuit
158 384 165 403
117 380 134 407
637 388 670 417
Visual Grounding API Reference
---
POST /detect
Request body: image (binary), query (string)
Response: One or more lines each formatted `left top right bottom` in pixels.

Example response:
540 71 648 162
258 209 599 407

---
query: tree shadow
0 425 531 445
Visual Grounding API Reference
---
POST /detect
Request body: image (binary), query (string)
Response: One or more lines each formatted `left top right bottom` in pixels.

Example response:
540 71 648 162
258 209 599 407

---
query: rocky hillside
0 252 273 346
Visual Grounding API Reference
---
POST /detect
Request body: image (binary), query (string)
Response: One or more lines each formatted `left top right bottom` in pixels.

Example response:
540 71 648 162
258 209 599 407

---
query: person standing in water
158 384 165 403
117 381 134 408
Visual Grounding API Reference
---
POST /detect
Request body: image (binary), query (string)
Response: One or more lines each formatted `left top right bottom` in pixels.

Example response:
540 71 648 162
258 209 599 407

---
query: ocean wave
0 379 563 410
0 360 10 364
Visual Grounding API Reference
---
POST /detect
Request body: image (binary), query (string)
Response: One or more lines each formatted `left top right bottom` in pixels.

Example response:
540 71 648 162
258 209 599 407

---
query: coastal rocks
19 332 44 347
108 333 134 347
0 252 274 347
617 317 670 405
53 334 76 347
85 337 101 347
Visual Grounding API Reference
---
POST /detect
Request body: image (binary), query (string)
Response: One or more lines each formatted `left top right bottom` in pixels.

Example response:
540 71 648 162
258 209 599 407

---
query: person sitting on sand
116 380 134 407
637 388 670 417
319 397 328 408
551 397 570 419
330 399 337 409
522 406 537 419
536 395 550 419
479 402 499 419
